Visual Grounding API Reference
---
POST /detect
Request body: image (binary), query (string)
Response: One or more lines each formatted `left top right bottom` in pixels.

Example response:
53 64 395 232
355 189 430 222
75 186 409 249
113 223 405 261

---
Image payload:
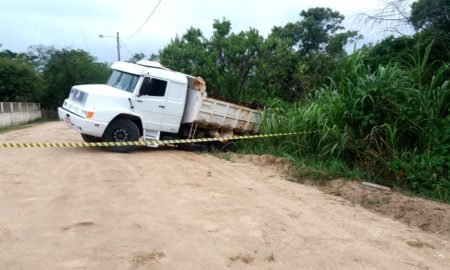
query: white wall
0 102 42 128
0 111 42 128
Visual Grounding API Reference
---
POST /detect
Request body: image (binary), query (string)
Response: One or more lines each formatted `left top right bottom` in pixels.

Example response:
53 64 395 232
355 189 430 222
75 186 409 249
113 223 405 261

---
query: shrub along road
0 122 449 269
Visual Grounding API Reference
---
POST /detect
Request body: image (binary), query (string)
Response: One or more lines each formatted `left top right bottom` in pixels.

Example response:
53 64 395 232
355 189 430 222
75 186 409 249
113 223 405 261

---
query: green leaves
249 50 450 202
411 0 450 36
271 7 358 55
159 8 360 103
159 27 209 77
41 49 110 109
159 19 266 102
0 56 43 102
128 53 146 64
1 45 110 109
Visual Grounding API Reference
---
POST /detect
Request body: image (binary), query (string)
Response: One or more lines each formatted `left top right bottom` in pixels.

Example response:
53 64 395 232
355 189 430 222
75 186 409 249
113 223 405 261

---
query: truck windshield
106 70 140 93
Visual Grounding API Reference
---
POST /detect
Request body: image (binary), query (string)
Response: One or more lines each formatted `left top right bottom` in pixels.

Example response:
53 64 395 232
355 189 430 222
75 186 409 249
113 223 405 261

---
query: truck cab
58 60 190 150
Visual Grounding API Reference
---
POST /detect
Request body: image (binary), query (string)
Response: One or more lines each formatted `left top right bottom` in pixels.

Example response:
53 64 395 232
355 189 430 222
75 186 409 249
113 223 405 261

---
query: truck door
159 81 187 133
134 76 168 131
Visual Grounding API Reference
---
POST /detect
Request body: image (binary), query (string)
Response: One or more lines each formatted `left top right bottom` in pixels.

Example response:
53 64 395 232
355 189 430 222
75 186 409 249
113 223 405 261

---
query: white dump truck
58 60 262 152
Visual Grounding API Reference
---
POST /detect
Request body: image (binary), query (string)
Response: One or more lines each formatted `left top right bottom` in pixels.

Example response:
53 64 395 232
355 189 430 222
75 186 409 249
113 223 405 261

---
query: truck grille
69 88 88 105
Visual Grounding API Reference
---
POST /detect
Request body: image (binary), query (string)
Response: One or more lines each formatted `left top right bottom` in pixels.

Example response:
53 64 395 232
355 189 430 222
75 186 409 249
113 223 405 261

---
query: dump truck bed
181 77 261 134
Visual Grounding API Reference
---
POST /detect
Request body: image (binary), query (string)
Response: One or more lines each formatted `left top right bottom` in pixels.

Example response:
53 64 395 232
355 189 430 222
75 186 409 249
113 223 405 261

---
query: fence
0 102 42 128
0 102 40 114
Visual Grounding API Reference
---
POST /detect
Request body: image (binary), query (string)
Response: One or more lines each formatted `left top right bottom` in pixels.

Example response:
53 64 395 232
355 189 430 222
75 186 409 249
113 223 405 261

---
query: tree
42 49 110 109
410 0 450 56
265 8 360 100
0 57 43 102
271 7 359 55
128 53 146 63
363 35 416 69
26 45 56 72
159 9 359 102
159 19 265 101
207 19 264 100
362 0 413 35
363 0 450 83
256 36 299 100
159 27 209 77
148 53 160 61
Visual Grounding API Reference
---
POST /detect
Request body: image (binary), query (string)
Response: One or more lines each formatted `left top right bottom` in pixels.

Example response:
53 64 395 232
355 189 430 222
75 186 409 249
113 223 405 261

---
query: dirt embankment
0 122 449 269
238 154 450 235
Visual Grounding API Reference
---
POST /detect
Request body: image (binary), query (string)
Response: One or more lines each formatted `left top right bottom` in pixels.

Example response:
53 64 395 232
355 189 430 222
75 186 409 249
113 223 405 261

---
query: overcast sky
0 0 413 63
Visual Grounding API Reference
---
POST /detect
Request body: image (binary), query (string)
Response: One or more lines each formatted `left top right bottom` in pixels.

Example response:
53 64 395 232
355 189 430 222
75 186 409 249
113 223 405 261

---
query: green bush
246 49 450 202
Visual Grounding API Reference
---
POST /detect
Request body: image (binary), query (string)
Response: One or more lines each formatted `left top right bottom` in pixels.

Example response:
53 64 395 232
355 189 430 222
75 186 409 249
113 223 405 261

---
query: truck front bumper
58 107 108 138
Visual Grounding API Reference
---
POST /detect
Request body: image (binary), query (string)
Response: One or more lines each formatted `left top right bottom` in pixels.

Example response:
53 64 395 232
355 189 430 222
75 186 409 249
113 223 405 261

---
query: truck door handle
136 100 143 103
158 105 165 108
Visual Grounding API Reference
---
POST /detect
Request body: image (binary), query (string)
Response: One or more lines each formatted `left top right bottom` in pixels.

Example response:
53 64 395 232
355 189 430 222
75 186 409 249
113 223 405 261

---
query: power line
125 0 163 40
119 40 134 57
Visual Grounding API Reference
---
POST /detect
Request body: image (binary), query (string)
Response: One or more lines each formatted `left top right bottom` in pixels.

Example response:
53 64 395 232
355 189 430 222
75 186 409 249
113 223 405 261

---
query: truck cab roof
111 61 188 85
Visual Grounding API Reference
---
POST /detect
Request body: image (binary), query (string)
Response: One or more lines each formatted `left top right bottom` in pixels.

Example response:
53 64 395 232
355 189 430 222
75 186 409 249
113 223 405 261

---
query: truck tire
177 143 209 152
209 141 236 152
220 141 236 152
102 119 140 153
81 134 101 143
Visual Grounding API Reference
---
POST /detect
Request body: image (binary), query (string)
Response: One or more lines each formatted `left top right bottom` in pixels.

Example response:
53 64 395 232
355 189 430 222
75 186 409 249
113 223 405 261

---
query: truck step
143 129 160 148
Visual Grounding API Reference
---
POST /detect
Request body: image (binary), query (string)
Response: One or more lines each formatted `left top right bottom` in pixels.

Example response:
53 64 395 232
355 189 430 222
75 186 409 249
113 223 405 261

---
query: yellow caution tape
0 131 315 148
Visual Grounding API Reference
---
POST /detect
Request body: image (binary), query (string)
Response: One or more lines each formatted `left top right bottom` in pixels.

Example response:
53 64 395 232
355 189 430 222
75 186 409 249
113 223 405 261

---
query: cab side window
139 77 167 97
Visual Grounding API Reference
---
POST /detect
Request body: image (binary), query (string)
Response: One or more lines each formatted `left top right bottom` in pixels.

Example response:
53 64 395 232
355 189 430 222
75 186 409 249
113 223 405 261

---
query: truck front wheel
102 119 140 153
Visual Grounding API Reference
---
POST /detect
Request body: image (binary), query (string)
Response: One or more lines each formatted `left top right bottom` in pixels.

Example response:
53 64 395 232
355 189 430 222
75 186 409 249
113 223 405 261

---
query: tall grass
244 49 450 202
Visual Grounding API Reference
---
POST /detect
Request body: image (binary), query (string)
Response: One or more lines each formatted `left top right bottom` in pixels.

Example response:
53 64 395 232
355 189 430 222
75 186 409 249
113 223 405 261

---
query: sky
0 0 413 63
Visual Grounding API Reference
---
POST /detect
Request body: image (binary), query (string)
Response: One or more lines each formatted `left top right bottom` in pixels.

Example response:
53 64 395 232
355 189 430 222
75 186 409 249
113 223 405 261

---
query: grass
208 149 233 162
240 49 450 203
288 156 367 181
237 140 366 183
361 197 391 208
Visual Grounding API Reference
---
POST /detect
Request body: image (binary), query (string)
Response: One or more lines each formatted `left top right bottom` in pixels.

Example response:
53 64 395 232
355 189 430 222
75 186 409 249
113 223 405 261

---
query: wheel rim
112 128 129 142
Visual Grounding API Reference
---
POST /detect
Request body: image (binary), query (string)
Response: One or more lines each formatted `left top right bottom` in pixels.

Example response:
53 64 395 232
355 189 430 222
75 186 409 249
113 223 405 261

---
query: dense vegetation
158 8 359 102
157 2 450 202
249 50 449 202
0 45 110 109
0 0 448 202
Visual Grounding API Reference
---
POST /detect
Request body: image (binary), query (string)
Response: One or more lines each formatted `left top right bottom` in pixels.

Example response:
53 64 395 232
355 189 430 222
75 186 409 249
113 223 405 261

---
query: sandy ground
0 122 449 269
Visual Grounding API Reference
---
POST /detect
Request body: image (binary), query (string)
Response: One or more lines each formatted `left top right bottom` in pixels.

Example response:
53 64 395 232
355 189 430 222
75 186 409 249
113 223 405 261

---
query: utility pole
99 32 121 61
116 32 121 61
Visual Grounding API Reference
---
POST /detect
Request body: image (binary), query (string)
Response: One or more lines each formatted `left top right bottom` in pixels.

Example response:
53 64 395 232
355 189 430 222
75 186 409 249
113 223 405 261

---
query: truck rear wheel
209 141 236 152
102 119 140 153
177 143 209 152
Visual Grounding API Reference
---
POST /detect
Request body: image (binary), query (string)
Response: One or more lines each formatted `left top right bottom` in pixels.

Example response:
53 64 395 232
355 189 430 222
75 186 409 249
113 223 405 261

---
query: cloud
0 0 404 62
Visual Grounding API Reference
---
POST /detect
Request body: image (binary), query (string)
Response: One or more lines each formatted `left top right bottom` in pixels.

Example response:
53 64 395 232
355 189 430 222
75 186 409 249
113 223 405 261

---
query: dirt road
0 122 449 269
